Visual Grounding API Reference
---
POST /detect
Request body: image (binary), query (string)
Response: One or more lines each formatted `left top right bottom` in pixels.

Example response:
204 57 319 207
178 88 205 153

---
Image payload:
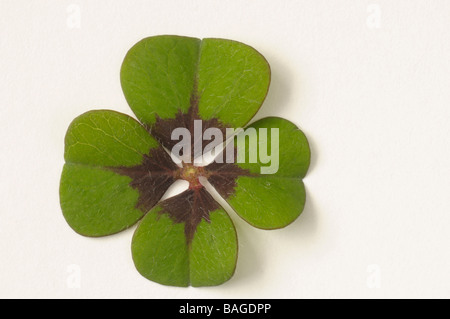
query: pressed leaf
60 110 177 236
207 117 310 229
61 35 311 287
131 188 237 287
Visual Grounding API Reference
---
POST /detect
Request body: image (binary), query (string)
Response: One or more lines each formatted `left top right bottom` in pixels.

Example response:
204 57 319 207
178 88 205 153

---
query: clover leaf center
180 163 205 190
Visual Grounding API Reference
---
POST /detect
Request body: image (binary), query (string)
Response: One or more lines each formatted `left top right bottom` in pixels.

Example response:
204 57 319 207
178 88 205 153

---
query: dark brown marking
158 188 219 244
205 150 253 199
110 147 180 213
111 89 253 242
150 94 226 161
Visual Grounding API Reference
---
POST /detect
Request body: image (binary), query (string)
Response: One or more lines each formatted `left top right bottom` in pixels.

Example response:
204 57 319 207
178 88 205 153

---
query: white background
1 0 449 298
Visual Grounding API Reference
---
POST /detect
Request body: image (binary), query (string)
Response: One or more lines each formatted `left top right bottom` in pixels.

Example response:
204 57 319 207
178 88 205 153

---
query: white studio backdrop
0 0 449 298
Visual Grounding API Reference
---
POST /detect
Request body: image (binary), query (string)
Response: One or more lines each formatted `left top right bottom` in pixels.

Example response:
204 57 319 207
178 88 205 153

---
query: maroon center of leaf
179 163 204 190
112 103 251 244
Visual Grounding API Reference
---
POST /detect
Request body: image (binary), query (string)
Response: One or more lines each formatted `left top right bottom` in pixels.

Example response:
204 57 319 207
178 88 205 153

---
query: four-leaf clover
60 35 310 287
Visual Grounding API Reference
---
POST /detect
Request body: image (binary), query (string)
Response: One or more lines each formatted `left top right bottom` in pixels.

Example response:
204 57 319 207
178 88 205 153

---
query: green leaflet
228 176 306 229
196 38 271 127
189 208 237 287
64 110 159 167
60 164 143 236
236 117 310 178
120 35 270 128
131 196 237 287
60 110 166 236
120 36 200 125
210 117 310 229
132 211 189 286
